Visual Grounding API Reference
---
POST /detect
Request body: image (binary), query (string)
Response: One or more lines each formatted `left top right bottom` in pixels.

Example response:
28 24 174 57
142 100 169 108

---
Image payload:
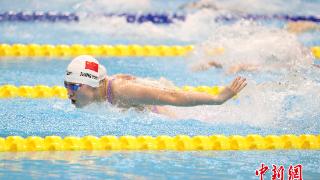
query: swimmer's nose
66 88 74 98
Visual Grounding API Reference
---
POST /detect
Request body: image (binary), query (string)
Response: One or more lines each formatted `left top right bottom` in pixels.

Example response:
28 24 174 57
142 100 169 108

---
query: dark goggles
64 82 81 91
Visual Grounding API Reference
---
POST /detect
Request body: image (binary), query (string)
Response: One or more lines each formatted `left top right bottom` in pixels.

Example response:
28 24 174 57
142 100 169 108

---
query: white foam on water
168 21 319 130
169 80 283 128
189 20 314 73
72 0 151 13
181 0 320 15
170 69 320 132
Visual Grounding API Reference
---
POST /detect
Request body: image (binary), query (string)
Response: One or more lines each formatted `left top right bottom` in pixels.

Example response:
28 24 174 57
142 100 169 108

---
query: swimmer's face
64 81 96 108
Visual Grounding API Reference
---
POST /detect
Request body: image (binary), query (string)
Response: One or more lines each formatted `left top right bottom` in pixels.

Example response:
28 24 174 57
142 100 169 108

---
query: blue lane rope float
215 14 320 23
106 13 186 24
0 11 80 22
0 134 319 151
0 11 184 24
1 11 320 24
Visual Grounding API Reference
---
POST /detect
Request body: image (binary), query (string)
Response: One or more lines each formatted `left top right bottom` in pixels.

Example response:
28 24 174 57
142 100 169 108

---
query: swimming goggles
64 82 81 91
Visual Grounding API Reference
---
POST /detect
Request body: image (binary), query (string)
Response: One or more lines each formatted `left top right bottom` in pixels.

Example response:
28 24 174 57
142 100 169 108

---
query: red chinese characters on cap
85 61 98 72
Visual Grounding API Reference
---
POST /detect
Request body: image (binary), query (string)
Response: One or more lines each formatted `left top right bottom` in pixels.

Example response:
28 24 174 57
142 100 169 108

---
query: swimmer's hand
228 76 247 95
218 77 247 102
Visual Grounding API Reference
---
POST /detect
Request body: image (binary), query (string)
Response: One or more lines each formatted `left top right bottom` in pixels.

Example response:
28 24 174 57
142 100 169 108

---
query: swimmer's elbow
216 98 227 105
215 94 235 105
209 94 230 105
158 92 193 106
168 93 225 106
159 91 228 106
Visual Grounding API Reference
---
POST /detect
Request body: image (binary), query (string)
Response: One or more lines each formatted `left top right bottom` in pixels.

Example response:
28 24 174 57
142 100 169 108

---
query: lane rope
0 85 224 99
0 44 319 58
0 134 319 151
0 11 184 24
1 11 320 24
215 14 320 23
0 44 193 57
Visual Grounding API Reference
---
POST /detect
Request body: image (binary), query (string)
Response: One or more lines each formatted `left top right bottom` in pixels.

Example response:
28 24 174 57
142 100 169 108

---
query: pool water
0 0 320 179
0 151 319 179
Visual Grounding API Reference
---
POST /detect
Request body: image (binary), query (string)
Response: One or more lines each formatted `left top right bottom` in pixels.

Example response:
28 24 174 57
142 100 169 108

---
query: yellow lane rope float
0 44 193 57
0 44 319 58
0 134 319 152
311 46 320 58
0 85 224 99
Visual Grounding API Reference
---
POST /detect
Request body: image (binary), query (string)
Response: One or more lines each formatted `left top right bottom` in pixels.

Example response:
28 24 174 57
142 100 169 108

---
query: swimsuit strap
106 78 115 104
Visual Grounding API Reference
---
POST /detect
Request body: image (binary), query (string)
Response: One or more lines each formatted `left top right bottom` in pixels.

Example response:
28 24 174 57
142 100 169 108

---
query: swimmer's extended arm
286 21 320 33
113 77 247 107
191 60 222 72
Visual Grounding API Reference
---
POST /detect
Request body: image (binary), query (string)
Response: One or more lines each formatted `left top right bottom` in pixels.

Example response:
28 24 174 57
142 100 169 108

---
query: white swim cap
65 55 107 87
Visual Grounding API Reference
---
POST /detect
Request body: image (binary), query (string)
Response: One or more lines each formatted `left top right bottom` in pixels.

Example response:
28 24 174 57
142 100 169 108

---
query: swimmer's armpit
148 106 177 118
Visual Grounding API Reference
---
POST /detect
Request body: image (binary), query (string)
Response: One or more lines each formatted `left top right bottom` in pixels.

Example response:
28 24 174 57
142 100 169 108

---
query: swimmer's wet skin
64 55 247 110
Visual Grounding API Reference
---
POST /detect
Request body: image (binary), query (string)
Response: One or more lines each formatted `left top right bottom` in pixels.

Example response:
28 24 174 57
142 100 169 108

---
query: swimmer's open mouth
71 99 76 104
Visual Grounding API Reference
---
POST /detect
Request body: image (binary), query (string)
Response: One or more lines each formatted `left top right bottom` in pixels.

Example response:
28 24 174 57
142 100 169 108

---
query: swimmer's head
65 55 107 87
64 55 107 108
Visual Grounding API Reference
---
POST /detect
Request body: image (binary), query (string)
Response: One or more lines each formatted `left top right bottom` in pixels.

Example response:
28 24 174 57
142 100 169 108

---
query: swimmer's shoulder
111 74 137 92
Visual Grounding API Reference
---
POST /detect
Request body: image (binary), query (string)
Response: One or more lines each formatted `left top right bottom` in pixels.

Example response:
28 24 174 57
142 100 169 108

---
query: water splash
189 21 313 73
72 0 151 13
181 0 320 15
171 21 320 132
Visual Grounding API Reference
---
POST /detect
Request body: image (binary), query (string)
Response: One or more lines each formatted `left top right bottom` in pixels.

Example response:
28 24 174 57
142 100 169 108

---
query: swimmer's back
111 75 177 107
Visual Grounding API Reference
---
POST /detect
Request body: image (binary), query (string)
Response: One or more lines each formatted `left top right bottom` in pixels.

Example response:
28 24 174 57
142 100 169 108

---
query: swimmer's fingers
230 77 241 89
229 77 247 94
231 77 242 90
234 77 247 92
227 78 237 95
235 80 247 93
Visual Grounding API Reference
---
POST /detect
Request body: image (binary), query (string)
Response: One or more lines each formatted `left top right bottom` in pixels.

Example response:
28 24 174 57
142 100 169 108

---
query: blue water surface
0 0 320 179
